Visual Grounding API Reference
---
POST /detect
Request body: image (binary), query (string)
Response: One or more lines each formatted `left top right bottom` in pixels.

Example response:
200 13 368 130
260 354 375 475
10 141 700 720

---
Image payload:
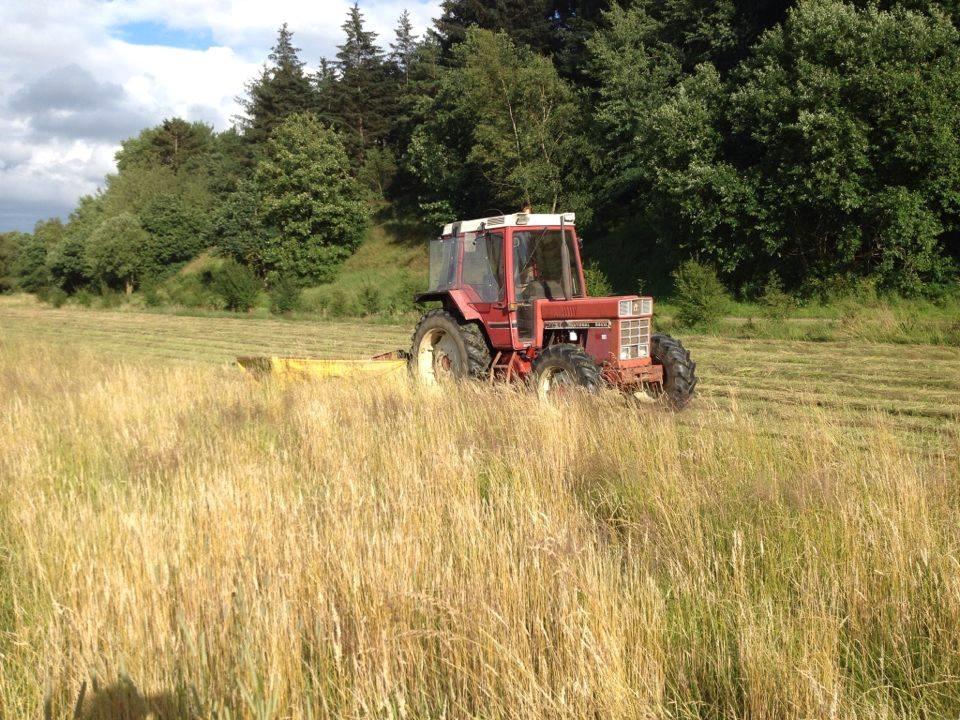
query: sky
0 0 441 232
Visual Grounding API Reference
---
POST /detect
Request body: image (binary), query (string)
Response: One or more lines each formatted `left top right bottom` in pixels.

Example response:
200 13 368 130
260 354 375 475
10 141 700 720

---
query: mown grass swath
0 332 957 718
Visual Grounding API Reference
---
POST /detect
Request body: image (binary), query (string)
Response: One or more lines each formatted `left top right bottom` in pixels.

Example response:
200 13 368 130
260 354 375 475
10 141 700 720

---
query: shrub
327 288 354 318
358 285 381 316
141 281 163 308
269 276 302 315
211 260 260 312
672 260 730 328
583 261 613 297
760 273 794 321
73 289 93 308
44 287 68 308
98 290 123 309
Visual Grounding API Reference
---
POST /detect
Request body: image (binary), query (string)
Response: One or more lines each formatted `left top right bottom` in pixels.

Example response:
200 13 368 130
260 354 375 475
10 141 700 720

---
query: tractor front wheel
531 344 601 397
409 310 491 384
650 334 697 409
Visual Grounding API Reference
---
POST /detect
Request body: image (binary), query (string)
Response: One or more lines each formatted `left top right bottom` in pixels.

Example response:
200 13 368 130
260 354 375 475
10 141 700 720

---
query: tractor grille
619 318 651 360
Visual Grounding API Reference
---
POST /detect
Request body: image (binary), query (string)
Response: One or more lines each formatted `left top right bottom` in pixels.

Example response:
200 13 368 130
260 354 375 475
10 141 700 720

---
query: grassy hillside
300 221 429 316
0 331 957 719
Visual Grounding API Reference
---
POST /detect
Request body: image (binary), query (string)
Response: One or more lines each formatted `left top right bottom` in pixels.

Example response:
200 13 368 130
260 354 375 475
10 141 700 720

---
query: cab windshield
512 229 580 301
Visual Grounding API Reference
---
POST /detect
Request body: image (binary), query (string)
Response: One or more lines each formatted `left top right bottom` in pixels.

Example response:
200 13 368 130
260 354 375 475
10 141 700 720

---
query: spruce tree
312 58 339 126
238 24 314 152
390 10 418 83
332 4 394 168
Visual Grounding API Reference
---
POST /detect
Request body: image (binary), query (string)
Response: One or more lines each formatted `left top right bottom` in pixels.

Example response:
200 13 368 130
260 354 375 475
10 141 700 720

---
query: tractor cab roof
442 212 576 236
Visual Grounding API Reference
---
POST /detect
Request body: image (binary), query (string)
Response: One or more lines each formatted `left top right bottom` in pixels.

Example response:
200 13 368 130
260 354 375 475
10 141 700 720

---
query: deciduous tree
254 113 368 282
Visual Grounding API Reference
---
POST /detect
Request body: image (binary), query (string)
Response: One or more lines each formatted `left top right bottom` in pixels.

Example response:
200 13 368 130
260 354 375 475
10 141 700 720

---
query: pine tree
390 10 418 83
151 118 212 172
433 0 552 53
432 0 609 80
332 4 394 167
312 58 339 126
237 24 314 152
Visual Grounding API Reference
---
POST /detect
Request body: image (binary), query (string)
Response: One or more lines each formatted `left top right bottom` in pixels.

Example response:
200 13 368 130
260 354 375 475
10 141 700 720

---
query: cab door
462 230 511 350
510 228 536 348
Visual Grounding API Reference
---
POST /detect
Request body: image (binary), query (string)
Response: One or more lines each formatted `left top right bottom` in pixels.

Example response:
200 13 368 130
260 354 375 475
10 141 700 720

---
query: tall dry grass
1 341 958 719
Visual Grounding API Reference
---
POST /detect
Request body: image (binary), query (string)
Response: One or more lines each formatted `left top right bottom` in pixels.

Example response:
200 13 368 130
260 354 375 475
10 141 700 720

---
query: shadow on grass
48 676 200 720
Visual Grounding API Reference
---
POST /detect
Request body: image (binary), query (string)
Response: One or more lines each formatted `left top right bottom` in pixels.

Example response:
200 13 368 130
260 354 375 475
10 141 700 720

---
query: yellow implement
237 351 408 380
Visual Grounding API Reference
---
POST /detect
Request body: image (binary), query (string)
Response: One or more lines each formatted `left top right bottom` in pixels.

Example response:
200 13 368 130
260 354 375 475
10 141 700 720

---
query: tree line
2 0 959 306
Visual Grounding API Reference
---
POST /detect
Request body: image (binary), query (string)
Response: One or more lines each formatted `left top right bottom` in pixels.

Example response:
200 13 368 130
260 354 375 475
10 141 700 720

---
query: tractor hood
537 295 650 322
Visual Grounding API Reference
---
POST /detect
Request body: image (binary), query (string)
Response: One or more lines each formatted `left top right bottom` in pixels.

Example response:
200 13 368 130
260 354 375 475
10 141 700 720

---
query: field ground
1 294 956 449
2 295 960 718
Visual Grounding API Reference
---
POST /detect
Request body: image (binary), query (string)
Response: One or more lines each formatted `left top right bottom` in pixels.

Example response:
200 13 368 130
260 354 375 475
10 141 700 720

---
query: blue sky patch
112 21 215 50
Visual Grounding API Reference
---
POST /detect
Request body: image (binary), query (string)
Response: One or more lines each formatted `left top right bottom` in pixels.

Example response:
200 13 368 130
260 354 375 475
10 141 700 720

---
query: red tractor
409 212 697 407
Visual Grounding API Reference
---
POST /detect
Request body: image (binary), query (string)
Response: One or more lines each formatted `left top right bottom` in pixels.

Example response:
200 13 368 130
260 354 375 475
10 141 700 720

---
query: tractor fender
413 290 482 322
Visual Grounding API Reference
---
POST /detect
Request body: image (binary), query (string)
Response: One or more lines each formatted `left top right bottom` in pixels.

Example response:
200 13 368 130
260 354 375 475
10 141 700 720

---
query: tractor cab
411 212 697 407
421 212 584 349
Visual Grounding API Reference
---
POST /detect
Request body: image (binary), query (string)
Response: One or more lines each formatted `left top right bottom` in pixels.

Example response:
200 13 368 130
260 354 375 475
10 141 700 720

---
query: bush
44 287 68 308
583 261 613 297
211 260 260 312
358 285 381 316
327 288 354 318
141 281 163 308
98 290 123 309
672 260 730 328
759 273 794 321
269 276 302 315
159 274 220 309
73 289 93 308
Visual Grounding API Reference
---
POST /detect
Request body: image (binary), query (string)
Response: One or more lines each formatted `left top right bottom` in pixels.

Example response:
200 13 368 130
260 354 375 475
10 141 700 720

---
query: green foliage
43 287 69 308
583 261 614 297
358 147 398 198
37 2 960 304
0 232 20 292
84 213 150 293
326 288 355 317
358 284 382 315
116 118 215 173
213 181 268 274
139 193 213 274
238 24 315 151
10 222 59 292
759 273 794 321
211 260 261 312
432 0 608 77
412 28 589 218
329 4 395 165
672 259 730 328
269 276 302 315
73 289 94 308
254 113 369 283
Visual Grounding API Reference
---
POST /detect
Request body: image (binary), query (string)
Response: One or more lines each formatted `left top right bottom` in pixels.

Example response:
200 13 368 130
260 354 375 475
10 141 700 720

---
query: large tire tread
532 343 601 394
651 333 697 409
409 309 492 380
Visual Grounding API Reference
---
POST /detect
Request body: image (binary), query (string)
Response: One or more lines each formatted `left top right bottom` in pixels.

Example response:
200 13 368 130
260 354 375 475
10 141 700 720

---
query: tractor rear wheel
409 309 491 384
532 344 601 397
650 334 697 409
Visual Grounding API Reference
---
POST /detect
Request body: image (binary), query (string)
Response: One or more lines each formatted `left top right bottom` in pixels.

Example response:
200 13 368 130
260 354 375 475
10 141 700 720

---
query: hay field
1 296 959 719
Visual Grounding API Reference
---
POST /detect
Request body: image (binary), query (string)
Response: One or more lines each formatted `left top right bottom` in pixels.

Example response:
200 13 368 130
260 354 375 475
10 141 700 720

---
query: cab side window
461 232 504 302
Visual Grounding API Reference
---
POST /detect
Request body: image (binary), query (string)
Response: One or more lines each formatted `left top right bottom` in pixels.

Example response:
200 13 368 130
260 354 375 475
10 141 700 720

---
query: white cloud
0 0 440 231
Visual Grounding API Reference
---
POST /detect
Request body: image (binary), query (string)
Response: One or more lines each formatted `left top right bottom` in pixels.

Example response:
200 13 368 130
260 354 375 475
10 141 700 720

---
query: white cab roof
442 212 575 236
